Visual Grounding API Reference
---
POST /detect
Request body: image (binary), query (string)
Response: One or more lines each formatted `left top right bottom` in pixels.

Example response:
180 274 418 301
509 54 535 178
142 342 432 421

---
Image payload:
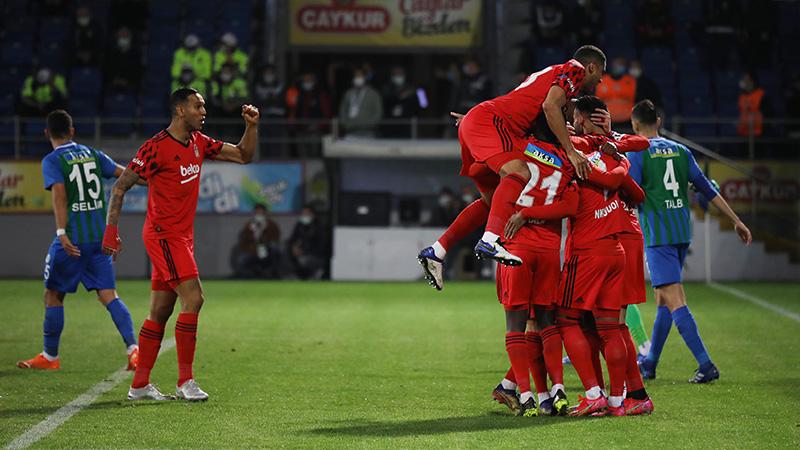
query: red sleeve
196 132 223 159
611 132 650 153
128 139 158 180
570 136 593 153
586 164 627 190
552 60 586 99
521 182 579 220
620 175 645 205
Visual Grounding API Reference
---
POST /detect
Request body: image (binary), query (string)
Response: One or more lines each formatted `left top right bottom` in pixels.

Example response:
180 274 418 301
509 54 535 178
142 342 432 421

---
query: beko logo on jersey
594 199 619 219
180 164 200 177
524 143 563 168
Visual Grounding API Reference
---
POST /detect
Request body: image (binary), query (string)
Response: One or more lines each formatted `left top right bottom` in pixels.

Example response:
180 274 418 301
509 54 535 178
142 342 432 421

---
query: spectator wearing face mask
210 62 248 137
381 66 426 138
451 59 491 116
338 68 383 138
290 72 332 157
104 27 143 94
171 34 212 84
630 60 662 110
533 0 566 45
19 67 68 116
288 205 327 280
171 64 207 96
596 56 637 129
231 204 282 279
430 187 463 227
254 64 289 155
73 5 102 66
213 32 248 77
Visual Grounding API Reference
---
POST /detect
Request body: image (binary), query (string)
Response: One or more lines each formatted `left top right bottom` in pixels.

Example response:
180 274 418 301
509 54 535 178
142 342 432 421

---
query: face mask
392 75 405 86
462 194 473 204
629 66 642 78
181 72 194 83
353 77 365 87
302 81 314 91
263 73 275 84
36 69 51 83
299 215 313 225
462 65 474 76
611 64 626 77
254 214 266 224
220 72 233 83
77 16 90 26
118 37 131 49
438 196 451 207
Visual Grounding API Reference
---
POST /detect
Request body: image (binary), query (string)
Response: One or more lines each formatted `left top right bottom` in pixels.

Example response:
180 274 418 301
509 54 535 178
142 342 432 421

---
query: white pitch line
708 282 800 324
5 338 176 450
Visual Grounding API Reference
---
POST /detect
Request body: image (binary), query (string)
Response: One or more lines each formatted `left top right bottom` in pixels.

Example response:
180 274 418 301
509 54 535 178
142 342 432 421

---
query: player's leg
97 289 138 370
592 308 627 416
580 313 606 393
128 286 177 400
534 306 567 415
475 156 529 265
505 308 536 416
625 304 651 359
640 245 677 379
173 277 209 401
619 308 654 415
19 239 83 370
524 320 552 414
82 244 139 369
662 282 718 383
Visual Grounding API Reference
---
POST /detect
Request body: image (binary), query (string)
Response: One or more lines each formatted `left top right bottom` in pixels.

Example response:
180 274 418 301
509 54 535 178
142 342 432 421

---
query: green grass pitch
1 280 799 448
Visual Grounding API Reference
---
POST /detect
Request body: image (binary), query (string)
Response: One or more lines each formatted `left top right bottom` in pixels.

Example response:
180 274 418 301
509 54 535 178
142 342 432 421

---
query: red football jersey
484 59 586 137
128 130 223 240
510 139 576 250
569 146 630 250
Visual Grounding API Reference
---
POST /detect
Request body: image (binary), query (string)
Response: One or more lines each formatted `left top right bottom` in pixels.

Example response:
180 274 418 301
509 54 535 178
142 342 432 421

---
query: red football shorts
620 234 646 305
497 246 561 311
144 237 199 291
559 238 625 311
459 104 526 179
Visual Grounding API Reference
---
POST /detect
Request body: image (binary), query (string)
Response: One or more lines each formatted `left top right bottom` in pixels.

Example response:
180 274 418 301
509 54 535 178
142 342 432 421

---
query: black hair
254 203 267 212
573 45 606 68
573 95 608 115
631 99 659 126
170 87 199 116
46 109 72 139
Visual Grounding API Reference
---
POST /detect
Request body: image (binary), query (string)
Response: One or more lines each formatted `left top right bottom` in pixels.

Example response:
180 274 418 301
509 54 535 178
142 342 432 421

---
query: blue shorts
44 239 116 293
645 243 690 288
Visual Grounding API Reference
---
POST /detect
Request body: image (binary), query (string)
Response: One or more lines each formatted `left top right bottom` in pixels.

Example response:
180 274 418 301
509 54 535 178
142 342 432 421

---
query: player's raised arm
542 85 591 179
213 104 260 164
102 167 140 256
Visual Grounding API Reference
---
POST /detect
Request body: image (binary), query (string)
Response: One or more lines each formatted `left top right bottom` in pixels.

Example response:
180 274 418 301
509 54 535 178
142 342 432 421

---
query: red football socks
526 332 549 394
175 312 199 387
594 309 627 398
485 173 527 236
131 319 164 389
620 324 646 394
583 325 606 390
540 324 564 387
503 366 516 384
438 199 489 251
505 332 531 394
558 309 598 391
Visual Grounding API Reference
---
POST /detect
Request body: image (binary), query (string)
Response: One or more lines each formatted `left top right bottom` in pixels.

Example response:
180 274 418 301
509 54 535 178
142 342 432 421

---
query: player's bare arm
102 168 140 256
51 183 80 257
213 105 260 164
113 164 147 186
542 85 591 179
709 195 752 245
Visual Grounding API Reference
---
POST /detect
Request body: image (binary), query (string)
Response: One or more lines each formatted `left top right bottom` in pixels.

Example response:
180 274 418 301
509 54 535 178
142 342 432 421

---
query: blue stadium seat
0 66 26 93
185 0 219 21
680 95 716 138
102 93 137 136
1 41 34 66
140 95 168 136
677 47 703 68
36 42 67 71
68 67 102 100
778 2 800 37
0 91 16 115
149 2 182 21
221 0 252 22
673 0 703 20
38 17 72 46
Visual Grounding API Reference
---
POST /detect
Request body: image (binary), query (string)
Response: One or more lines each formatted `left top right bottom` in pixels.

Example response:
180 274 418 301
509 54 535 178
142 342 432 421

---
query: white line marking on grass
708 282 800 324
5 338 176 450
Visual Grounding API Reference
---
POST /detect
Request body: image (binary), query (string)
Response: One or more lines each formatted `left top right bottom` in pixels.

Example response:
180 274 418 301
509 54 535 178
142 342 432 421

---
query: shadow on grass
310 411 572 437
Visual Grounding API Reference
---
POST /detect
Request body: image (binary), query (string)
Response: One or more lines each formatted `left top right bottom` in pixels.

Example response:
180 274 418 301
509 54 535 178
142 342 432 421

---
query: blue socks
672 305 712 367
106 298 137 348
645 306 672 367
43 305 64 358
